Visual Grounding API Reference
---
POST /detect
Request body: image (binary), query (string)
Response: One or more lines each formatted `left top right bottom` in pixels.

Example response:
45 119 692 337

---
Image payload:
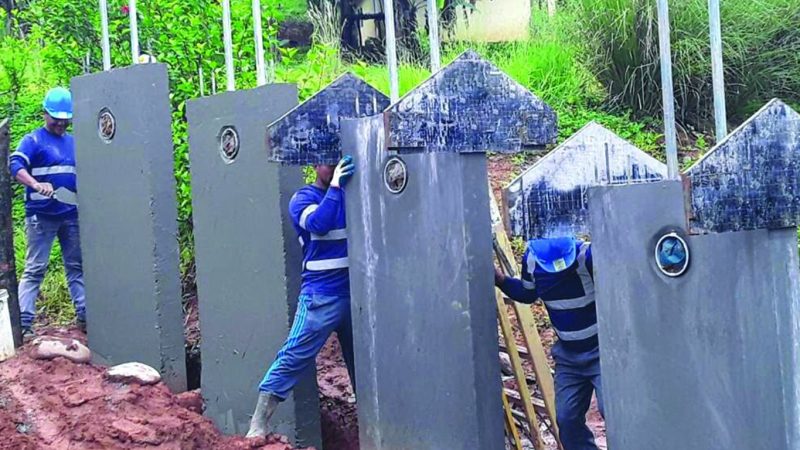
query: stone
106 362 162 385
31 337 91 364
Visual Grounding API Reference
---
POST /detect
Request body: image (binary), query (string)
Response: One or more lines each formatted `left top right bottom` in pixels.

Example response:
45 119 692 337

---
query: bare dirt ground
316 336 359 450
0 326 307 450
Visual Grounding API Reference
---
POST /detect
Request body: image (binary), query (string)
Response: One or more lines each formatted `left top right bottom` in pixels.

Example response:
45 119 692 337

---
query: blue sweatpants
553 342 605 450
259 293 355 400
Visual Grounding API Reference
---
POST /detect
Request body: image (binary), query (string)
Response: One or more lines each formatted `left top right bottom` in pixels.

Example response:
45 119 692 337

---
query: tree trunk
0 119 21 348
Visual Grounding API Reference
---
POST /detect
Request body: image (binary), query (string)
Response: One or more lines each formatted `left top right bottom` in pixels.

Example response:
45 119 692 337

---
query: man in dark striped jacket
495 236 603 450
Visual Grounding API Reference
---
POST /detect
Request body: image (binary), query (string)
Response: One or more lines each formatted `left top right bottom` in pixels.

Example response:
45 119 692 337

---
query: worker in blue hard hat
8 87 85 340
495 236 603 450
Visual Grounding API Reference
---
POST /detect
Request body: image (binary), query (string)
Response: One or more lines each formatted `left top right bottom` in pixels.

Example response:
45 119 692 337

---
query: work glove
331 155 355 188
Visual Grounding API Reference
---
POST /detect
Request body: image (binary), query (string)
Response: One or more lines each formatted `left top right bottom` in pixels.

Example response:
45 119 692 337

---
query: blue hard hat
43 87 73 120
658 236 686 266
530 237 577 273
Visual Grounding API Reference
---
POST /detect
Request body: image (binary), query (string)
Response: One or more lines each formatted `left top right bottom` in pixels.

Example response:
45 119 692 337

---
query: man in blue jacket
247 155 356 438
8 87 85 338
495 237 603 450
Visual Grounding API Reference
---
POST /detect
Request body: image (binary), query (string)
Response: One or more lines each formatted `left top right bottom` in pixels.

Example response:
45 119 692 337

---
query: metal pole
222 0 235 91
252 0 267 86
99 0 111 70
547 0 556 17
129 0 139 64
708 0 727 142
656 0 679 179
426 0 440 73
0 120 21 348
383 0 399 102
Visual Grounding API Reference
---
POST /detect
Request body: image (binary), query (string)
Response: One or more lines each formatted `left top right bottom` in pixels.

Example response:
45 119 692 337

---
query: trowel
30 187 79 206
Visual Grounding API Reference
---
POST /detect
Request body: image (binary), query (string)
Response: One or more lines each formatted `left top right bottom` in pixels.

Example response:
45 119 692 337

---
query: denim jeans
18 214 85 328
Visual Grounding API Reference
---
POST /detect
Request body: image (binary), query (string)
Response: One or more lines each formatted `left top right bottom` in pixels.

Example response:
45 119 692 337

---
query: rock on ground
30 336 91 364
106 362 162 385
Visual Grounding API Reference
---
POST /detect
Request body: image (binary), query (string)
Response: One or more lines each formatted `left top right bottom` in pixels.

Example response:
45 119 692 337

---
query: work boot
246 392 280 438
21 326 35 342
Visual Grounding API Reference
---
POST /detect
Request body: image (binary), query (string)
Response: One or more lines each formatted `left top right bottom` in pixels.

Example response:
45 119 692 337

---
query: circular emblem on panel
383 156 408 194
219 126 240 164
654 232 690 277
97 108 116 142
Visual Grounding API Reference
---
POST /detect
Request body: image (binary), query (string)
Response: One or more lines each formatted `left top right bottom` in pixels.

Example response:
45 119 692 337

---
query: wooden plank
496 287 545 450
502 390 524 450
500 342 531 356
504 387 547 410
490 187 563 449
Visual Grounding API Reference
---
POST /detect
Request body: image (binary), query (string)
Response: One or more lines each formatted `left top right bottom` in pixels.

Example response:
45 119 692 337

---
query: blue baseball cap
43 87 73 120
530 237 577 273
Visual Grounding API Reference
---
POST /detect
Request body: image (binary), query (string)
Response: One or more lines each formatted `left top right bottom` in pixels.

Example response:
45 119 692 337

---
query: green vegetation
279 0 308 19
571 0 800 125
1 0 797 320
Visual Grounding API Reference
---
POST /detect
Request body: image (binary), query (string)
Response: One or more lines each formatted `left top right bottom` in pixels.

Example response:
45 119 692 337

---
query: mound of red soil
0 326 308 450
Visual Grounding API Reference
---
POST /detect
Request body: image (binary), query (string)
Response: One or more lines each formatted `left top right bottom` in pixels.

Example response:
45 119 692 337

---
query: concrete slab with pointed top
266 73 390 165
685 99 800 234
506 121 667 239
385 50 557 153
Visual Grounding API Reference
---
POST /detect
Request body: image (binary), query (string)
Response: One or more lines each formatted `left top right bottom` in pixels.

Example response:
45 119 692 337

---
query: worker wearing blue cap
495 236 602 450
8 87 85 339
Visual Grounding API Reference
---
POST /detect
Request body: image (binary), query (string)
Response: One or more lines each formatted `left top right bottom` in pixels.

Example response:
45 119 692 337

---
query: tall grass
444 10 604 110
571 0 800 128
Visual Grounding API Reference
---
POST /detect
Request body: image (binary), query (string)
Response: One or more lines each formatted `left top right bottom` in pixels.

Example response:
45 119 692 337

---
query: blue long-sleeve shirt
289 184 349 296
8 127 78 219
498 240 598 353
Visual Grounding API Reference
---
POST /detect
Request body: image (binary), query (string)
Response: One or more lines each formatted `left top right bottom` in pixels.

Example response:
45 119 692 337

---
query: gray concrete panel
71 64 187 392
186 85 321 447
588 180 800 450
342 116 505 450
